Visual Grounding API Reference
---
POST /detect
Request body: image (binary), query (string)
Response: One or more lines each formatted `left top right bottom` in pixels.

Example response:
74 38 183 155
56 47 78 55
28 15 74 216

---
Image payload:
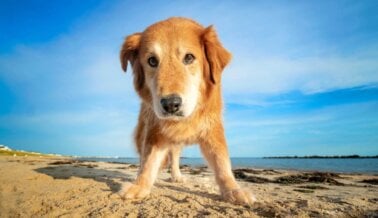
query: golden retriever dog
119 17 255 205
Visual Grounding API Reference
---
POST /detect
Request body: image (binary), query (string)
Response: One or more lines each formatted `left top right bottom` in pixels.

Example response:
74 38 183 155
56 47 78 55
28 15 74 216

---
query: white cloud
224 101 378 156
226 114 332 128
0 108 138 156
223 49 378 95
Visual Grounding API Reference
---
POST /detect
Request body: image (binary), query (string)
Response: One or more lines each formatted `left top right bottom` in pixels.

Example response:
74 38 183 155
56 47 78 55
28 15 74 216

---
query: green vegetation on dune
0 149 55 157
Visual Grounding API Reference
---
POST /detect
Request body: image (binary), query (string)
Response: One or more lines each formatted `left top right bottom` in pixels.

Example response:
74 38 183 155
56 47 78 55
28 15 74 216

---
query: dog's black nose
160 95 182 114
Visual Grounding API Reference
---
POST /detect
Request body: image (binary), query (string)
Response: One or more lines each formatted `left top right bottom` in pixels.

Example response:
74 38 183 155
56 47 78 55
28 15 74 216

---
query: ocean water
77 157 378 174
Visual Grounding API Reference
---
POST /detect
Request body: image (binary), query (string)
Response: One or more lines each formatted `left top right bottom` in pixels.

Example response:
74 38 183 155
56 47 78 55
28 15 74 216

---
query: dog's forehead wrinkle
177 45 188 56
152 43 162 56
142 21 203 54
145 18 202 35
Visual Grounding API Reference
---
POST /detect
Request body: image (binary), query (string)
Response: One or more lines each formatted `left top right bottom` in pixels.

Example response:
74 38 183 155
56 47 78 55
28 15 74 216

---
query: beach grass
0 149 56 157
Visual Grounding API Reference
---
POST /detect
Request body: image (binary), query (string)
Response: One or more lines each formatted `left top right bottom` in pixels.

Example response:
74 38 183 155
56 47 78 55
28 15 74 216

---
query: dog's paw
118 182 150 199
222 188 256 205
170 175 186 183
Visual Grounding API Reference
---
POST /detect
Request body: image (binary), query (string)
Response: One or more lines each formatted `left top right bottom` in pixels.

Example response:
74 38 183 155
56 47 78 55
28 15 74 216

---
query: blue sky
0 0 377 157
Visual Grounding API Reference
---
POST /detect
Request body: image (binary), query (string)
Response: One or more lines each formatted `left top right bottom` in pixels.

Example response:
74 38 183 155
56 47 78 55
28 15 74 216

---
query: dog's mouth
159 111 185 120
162 111 184 117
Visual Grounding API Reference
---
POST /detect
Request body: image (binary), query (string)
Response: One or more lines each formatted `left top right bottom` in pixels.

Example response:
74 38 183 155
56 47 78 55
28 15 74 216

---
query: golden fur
119 17 255 205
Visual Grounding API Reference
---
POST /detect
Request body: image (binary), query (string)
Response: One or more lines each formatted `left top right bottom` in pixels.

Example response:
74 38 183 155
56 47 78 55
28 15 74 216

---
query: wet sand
0 156 377 217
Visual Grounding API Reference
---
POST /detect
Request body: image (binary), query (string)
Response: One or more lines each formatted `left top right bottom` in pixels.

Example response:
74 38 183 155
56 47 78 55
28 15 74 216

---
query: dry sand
0 156 377 217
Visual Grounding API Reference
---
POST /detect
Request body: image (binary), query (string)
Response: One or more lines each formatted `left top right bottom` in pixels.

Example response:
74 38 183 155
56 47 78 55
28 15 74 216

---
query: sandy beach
0 156 377 217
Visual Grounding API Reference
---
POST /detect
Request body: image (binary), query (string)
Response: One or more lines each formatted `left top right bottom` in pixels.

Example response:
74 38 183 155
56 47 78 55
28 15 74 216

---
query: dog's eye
148 56 159 68
183 53 195 65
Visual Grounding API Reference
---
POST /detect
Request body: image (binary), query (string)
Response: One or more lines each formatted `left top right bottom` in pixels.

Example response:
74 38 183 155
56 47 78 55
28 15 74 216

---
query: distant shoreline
263 155 378 159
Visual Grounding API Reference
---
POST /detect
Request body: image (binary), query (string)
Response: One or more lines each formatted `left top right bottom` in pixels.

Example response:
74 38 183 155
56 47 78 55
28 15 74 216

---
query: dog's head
120 17 231 120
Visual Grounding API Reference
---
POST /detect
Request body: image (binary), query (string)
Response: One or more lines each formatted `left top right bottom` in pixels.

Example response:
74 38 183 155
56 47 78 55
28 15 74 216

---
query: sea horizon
77 156 378 174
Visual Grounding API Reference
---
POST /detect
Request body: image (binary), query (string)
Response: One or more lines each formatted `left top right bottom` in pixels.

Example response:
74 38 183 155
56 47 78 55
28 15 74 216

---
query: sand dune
0 156 377 217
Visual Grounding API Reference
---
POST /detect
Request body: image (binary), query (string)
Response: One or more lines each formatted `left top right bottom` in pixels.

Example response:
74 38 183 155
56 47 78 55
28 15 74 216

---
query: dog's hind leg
169 145 185 183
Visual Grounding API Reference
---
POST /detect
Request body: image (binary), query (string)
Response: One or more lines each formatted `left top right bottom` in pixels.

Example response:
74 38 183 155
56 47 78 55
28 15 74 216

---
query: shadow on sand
34 162 134 193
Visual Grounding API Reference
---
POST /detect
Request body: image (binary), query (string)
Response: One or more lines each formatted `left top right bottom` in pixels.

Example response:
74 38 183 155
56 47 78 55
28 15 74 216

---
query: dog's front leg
119 144 168 199
199 124 256 205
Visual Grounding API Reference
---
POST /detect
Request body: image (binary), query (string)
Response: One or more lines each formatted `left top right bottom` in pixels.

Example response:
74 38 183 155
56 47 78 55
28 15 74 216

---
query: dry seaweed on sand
233 168 262 174
189 167 207 175
75 163 98 168
48 160 98 168
293 189 314 193
297 185 329 190
233 168 282 175
232 169 343 185
360 178 378 185
48 160 81 165
275 172 344 185
233 169 272 183
127 164 139 169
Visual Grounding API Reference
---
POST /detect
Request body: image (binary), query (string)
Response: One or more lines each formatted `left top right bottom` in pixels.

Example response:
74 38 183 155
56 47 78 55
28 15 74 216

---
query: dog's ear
120 33 145 90
120 33 142 72
202 26 231 84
